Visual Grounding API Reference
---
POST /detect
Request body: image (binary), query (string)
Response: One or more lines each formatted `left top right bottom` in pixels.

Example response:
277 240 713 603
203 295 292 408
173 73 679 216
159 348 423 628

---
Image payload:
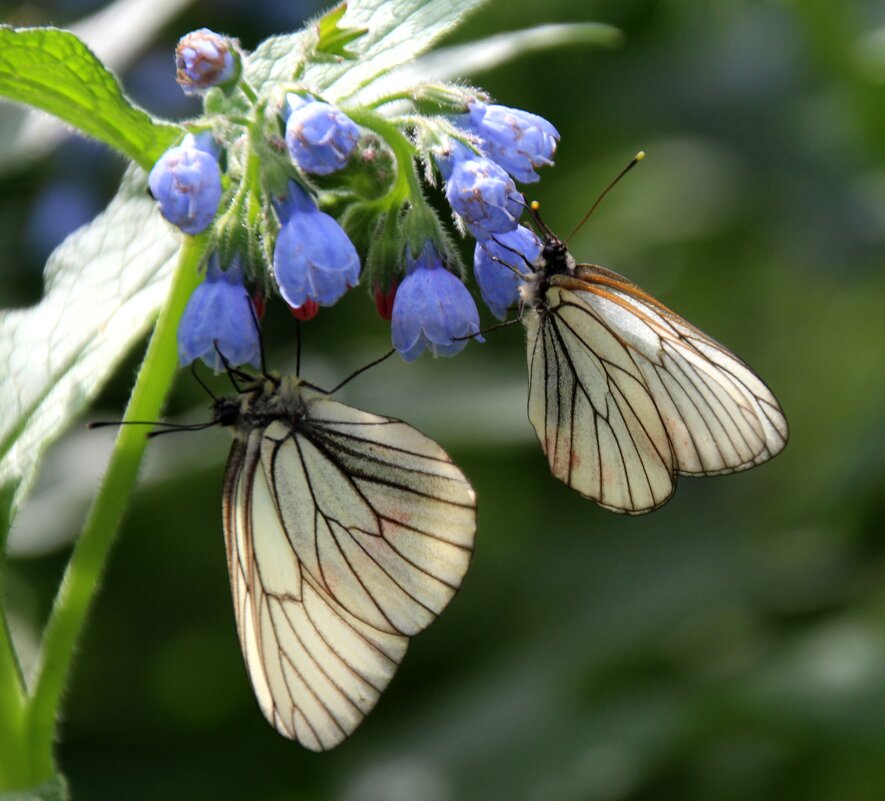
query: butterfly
208 368 476 749
513 178 788 515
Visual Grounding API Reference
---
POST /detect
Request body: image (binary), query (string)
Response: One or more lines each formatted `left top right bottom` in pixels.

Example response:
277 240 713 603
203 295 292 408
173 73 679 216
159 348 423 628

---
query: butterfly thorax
215 375 321 438
520 236 575 308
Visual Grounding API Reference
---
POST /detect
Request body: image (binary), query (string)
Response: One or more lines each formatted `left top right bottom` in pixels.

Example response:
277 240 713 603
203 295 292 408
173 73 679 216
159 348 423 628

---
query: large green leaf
351 22 623 105
0 167 180 520
0 0 194 176
0 27 180 170
246 0 492 101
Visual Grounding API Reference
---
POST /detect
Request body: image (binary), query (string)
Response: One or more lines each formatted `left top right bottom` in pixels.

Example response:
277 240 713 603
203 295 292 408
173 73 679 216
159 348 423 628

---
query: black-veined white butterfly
512 155 788 514
116 356 478 750
215 370 477 748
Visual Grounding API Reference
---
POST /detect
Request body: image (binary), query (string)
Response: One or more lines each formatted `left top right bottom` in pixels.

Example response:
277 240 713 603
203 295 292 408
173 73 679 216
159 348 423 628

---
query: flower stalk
19 235 206 786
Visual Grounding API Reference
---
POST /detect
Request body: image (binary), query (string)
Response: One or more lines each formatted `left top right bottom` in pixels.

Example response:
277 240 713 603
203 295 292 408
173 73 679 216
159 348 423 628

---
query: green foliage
0 167 179 524
0 27 180 170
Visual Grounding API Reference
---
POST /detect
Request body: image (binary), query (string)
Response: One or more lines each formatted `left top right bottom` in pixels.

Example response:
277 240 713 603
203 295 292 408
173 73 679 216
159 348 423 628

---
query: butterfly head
213 396 243 428
539 236 574 277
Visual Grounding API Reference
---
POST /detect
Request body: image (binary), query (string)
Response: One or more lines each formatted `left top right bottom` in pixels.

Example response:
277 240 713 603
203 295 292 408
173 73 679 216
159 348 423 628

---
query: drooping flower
474 225 542 319
436 141 523 239
391 243 482 361
178 255 261 371
284 94 360 175
272 182 361 307
175 29 240 95
460 100 559 184
148 132 222 235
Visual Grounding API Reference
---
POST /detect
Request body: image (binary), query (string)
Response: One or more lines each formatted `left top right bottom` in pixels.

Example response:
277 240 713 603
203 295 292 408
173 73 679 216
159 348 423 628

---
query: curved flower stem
22 235 206 784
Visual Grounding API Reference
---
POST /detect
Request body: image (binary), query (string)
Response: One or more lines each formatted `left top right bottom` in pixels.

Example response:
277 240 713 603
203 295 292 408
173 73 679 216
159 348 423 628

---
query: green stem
0 606 26 787
344 108 424 205
21 236 205 785
239 79 259 105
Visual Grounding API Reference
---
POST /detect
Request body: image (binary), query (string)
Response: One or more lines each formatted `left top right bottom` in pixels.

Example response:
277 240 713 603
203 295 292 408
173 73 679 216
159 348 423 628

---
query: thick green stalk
19 236 205 786
0 610 26 788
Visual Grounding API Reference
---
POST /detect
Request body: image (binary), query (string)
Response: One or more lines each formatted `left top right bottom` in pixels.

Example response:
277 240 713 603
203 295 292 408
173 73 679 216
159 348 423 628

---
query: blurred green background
3 0 885 798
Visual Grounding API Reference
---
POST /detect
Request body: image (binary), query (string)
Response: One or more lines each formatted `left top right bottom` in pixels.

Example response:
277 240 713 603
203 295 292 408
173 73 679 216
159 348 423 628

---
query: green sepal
315 3 368 60
309 134 396 200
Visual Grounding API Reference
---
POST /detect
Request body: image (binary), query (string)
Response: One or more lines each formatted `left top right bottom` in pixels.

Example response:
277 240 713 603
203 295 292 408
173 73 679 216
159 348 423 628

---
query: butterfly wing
223 398 476 749
526 289 677 514
525 265 787 514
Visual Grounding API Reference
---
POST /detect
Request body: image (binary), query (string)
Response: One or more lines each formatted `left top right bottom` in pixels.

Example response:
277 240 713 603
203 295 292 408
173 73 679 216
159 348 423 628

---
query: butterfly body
521 230 788 514
217 373 477 749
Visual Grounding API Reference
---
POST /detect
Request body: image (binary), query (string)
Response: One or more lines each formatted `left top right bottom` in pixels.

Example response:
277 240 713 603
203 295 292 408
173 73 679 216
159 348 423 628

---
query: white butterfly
216 373 476 749
517 203 788 514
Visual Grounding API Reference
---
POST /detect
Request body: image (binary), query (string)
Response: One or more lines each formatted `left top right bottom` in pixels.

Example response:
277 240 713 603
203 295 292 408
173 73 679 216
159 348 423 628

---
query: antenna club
635 150 646 161
530 200 541 211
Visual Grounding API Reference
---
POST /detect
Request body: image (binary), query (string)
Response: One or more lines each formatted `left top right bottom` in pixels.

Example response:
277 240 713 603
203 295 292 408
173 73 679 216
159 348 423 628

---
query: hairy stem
21 236 206 785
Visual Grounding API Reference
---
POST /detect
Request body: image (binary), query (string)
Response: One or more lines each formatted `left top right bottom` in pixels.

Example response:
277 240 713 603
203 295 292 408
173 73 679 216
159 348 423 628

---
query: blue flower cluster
152 55 365 368
412 101 558 347
150 27 561 371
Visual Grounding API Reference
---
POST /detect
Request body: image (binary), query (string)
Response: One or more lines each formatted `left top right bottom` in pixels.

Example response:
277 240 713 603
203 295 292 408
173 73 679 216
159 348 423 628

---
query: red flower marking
289 299 319 321
251 291 266 320
373 279 398 321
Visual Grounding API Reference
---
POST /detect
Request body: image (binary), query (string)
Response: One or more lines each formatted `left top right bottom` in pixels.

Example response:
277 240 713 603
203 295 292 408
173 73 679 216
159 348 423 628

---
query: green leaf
0 167 180 523
355 22 623 104
246 0 492 102
0 27 180 170
315 2 368 59
0 0 195 177
0 775 69 801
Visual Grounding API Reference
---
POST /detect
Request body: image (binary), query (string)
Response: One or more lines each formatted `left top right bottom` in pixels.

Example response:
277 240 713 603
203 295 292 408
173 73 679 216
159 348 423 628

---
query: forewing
525 293 676 514
261 399 476 639
565 265 788 476
223 433 409 750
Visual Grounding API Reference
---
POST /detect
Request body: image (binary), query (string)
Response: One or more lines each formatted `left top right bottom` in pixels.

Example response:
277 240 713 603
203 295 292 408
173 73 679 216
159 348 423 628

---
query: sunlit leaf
0 27 181 170
246 0 492 101
0 166 180 521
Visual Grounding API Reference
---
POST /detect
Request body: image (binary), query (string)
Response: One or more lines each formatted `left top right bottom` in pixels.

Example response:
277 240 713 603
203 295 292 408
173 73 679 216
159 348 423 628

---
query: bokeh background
3 0 885 799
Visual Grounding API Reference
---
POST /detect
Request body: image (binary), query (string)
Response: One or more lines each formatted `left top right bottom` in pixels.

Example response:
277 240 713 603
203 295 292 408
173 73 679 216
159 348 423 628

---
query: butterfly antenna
190 362 218 402
213 341 252 393
565 150 645 244
87 420 164 430
526 200 556 241
147 421 218 438
87 419 216 437
452 317 522 341
489 234 537 275
328 348 396 395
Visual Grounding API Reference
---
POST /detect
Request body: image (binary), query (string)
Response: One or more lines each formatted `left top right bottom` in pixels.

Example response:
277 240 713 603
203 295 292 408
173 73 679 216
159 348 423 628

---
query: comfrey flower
391 244 482 362
460 100 559 184
175 29 239 95
149 132 222 235
273 181 361 307
285 94 360 175
178 255 261 371
436 141 523 239
474 225 542 320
